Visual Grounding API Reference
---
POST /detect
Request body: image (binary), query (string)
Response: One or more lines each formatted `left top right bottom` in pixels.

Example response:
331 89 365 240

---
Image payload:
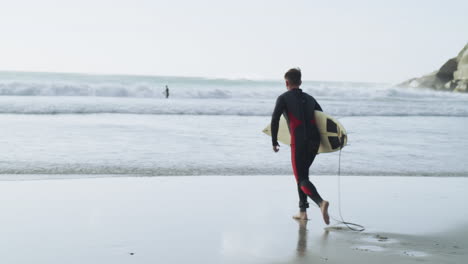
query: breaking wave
1 71 467 116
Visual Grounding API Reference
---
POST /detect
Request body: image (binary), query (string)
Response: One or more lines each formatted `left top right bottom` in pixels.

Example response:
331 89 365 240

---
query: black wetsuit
271 88 324 212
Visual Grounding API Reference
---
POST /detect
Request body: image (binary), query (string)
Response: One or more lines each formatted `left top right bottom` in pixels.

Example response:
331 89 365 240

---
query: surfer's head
284 68 302 90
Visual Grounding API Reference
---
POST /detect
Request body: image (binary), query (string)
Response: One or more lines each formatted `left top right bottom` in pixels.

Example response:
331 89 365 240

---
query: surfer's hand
273 144 280 153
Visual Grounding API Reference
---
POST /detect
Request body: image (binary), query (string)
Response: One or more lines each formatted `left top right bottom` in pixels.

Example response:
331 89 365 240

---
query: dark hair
284 68 302 86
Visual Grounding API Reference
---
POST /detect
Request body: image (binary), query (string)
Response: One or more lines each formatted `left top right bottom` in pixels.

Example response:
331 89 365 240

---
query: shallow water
0 114 466 177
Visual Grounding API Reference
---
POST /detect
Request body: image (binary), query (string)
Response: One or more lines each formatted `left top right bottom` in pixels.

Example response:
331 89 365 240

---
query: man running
271 68 330 224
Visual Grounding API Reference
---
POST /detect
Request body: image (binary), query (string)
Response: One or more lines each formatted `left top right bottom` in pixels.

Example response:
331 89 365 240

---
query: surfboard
263 111 347 153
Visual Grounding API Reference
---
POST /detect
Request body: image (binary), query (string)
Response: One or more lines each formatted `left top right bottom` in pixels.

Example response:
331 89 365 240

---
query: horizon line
0 69 389 85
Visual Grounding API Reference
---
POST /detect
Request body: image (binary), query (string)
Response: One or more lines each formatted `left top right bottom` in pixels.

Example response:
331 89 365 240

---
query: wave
1 71 468 117
0 96 467 117
1 81 466 103
0 166 465 177
3 70 466 100
0 95 467 117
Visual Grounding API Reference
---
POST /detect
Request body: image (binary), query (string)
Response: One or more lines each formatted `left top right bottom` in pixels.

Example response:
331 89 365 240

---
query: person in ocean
270 68 330 224
164 85 169 98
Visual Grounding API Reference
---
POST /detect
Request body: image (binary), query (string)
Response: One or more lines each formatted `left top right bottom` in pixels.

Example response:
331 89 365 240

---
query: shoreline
0 174 467 182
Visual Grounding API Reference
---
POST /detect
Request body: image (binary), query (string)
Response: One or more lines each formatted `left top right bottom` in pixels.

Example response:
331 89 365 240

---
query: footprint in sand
359 234 398 244
402 250 429 257
352 245 385 252
376 234 388 242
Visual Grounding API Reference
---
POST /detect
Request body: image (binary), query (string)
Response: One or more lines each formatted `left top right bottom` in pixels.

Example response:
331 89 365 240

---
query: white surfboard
263 111 347 153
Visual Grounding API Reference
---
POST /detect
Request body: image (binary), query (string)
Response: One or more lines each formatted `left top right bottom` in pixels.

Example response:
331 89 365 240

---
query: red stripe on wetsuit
288 112 316 196
288 112 301 183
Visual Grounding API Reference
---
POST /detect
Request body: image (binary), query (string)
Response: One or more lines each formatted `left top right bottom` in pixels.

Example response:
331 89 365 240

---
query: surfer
164 85 169 98
271 68 330 224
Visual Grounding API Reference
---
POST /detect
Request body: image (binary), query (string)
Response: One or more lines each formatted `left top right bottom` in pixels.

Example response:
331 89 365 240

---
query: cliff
399 43 468 92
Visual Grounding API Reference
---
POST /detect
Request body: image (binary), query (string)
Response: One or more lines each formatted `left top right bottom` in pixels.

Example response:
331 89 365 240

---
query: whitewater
0 71 467 177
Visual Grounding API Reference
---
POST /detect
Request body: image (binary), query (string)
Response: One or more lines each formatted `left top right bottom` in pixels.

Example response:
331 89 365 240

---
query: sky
0 0 466 83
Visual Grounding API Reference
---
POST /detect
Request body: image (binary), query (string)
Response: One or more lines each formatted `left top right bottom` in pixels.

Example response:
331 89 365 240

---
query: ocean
0 71 467 178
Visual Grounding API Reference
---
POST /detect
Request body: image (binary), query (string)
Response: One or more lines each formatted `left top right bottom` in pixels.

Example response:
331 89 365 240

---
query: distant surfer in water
271 68 330 224
164 85 169 98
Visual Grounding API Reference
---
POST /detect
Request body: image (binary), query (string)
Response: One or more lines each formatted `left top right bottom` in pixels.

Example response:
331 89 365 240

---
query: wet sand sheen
0 175 466 263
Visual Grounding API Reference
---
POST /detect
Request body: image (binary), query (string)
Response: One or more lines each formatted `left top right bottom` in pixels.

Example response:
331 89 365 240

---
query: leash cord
329 146 365 232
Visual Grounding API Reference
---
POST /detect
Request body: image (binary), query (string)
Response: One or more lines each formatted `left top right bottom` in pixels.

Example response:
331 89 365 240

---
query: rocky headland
399 43 468 92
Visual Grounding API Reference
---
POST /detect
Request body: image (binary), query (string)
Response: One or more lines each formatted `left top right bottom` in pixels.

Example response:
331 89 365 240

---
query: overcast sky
0 0 466 82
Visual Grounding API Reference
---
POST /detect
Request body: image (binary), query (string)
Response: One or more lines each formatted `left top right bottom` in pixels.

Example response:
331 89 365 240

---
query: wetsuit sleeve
271 96 285 146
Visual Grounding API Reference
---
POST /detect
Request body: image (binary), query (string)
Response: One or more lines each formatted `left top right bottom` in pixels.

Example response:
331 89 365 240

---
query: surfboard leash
329 147 365 232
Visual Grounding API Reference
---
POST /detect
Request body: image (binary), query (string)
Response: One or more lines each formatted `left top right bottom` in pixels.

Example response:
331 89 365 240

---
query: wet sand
0 175 466 263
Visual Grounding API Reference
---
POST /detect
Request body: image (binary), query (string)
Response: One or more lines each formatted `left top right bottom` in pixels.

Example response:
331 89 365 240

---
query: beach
0 72 467 263
2 0 467 262
0 175 466 264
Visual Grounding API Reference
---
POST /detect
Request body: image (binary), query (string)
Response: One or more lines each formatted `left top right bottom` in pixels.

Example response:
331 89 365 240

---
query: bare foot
292 212 308 221
320 201 330 225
